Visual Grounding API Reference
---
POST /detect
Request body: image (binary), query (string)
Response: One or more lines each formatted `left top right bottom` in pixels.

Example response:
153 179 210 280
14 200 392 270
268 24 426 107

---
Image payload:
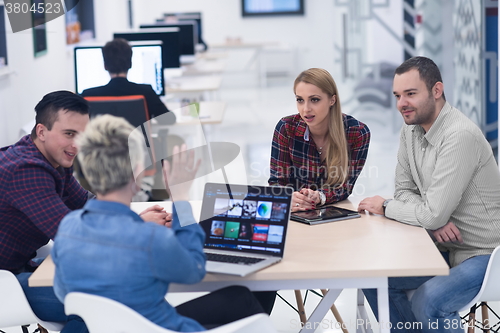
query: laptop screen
200 183 293 257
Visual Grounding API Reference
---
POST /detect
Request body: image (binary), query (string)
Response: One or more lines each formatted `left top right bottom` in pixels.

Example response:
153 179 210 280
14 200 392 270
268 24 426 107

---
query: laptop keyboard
206 253 265 265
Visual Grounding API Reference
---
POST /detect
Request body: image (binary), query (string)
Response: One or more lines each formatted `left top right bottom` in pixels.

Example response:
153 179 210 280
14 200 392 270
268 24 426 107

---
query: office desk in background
196 50 229 61
152 101 227 200
211 41 280 87
210 41 280 50
182 59 227 76
29 199 448 333
166 75 223 101
165 101 226 125
153 100 226 159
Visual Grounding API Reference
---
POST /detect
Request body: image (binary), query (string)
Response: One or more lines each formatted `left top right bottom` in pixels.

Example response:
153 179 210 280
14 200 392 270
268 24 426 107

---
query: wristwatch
318 191 326 206
382 199 393 215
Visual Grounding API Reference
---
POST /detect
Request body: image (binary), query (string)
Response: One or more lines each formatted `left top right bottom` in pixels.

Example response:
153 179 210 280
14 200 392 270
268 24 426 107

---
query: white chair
65 292 278 333
0 270 64 333
458 246 500 333
34 240 54 260
404 246 500 333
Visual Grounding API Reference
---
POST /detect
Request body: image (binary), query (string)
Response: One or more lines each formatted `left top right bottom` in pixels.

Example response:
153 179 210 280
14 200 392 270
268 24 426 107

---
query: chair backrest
84 95 150 128
0 270 40 328
65 292 174 333
34 240 54 260
207 312 278 333
0 270 64 331
474 246 500 302
65 292 277 333
83 95 156 176
459 246 500 311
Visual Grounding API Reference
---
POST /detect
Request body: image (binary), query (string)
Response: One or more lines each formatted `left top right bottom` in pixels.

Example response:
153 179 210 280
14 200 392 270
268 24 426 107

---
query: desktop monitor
114 28 181 69
140 21 197 57
162 12 206 49
74 42 165 96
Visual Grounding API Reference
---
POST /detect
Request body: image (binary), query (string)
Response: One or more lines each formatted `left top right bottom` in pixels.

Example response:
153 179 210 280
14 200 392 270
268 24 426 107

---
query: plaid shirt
269 114 370 204
0 135 89 272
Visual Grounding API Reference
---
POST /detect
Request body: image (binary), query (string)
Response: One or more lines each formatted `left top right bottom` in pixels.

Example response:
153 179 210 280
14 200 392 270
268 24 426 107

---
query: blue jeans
363 253 490 333
16 272 88 333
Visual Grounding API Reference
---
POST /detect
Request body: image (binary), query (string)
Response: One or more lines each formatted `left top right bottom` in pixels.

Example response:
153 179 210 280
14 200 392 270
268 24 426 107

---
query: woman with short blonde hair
53 115 266 331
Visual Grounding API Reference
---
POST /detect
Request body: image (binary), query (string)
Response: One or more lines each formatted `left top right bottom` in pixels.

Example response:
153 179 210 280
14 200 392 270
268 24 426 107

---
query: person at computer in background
269 68 370 212
358 56 500 333
81 38 175 201
52 115 265 331
0 91 168 333
80 38 176 125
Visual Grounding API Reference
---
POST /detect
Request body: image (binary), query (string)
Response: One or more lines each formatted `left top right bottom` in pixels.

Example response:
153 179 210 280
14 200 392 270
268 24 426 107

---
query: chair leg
468 305 477 333
292 289 350 333
21 325 29 333
294 290 308 325
481 302 490 333
321 289 349 333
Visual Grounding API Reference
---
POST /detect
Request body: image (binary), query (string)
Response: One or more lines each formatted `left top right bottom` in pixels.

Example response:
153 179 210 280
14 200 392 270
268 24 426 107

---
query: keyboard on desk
206 253 265 265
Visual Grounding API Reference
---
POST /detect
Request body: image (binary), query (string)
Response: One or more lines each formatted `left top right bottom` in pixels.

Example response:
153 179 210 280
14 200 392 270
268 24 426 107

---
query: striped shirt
269 113 370 204
385 102 500 267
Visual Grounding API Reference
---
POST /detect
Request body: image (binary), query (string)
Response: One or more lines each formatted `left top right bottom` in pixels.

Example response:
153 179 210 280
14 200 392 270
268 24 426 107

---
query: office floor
2 69 497 333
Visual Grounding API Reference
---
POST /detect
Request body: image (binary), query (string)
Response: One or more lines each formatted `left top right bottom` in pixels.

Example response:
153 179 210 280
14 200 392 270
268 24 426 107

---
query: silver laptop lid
200 183 293 258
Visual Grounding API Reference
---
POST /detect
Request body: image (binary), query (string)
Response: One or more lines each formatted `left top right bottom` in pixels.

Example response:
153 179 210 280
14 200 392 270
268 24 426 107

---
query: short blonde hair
76 115 144 195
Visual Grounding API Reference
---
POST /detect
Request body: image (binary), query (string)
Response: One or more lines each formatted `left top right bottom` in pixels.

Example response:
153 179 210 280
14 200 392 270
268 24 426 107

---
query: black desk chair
83 95 157 177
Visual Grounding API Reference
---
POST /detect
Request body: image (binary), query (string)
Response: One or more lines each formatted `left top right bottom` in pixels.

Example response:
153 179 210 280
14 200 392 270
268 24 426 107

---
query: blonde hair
294 68 348 187
76 115 144 195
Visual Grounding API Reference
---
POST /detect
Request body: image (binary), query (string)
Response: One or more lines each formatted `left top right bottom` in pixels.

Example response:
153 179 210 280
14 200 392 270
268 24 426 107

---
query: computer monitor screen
114 29 181 69
162 13 203 46
242 0 304 17
74 43 164 96
140 21 197 56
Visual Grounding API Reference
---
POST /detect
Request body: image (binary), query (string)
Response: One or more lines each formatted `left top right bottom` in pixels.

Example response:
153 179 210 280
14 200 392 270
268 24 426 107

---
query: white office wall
366 2 403 66
93 0 130 42
0 0 403 147
0 0 130 147
0 14 71 147
132 0 337 72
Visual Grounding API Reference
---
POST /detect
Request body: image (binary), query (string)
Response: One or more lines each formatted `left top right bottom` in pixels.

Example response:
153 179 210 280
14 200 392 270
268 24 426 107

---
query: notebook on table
199 183 293 277
291 205 360 225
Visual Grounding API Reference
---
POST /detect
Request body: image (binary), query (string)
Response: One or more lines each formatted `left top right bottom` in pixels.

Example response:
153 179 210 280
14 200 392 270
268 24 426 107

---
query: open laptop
199 183 293 277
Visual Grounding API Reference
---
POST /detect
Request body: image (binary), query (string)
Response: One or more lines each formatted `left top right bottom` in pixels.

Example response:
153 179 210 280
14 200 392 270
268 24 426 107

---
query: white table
182 59 227 76
30 199 448 333
165 101 226 125
166 75 223 101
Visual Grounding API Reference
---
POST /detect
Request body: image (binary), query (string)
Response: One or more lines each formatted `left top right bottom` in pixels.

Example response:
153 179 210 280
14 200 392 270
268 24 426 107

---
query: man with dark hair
394 55 447 102
358 56 500 333
81 38 175 125
0 91 167 332
0 91 90 332
101 37 132 74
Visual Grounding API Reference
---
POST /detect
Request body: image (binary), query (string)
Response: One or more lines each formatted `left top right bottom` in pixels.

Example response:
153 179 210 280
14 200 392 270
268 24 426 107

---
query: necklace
311 133 327 155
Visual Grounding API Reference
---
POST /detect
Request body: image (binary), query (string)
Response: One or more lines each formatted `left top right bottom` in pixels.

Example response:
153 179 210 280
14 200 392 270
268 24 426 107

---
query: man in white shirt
358 56 500 333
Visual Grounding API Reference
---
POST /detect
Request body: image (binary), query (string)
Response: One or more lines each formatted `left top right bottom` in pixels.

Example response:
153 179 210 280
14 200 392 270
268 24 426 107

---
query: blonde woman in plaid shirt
269 68 370 212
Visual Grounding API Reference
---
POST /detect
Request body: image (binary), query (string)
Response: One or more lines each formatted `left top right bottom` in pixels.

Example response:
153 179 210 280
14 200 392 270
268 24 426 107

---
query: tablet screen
291 206 359 223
